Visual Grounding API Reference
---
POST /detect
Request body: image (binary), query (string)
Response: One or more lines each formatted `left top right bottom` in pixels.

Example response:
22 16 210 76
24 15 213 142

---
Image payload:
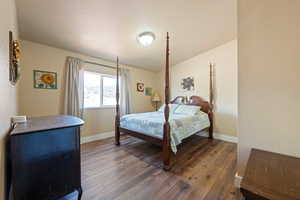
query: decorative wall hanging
9 31 21 85
34 70 57 89
181 76 195 91
136 82 144 92
145 87 153 96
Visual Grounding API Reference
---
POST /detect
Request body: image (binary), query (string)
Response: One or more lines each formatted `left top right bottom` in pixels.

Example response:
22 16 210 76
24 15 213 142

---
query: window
102 76 117 106
84 71 117 108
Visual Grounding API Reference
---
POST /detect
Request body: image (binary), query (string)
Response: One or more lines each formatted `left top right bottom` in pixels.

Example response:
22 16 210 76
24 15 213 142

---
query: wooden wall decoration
9 31 21 85
136 82 144 92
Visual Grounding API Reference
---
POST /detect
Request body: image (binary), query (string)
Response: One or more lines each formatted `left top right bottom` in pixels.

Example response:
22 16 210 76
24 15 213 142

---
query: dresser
7 115 84 200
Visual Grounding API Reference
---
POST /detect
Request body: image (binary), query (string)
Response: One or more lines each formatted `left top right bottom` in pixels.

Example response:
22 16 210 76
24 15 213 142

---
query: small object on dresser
11 116 27 124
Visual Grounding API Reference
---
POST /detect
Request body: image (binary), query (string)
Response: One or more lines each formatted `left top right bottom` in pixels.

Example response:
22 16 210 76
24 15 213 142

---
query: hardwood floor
63 134 242 200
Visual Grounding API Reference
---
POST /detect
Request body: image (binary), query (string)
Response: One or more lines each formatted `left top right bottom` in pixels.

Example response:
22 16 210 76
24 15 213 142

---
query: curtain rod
84 60 116 70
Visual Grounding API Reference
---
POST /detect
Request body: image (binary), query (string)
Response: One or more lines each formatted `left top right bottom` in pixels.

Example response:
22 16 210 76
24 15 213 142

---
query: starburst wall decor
181 76 195 91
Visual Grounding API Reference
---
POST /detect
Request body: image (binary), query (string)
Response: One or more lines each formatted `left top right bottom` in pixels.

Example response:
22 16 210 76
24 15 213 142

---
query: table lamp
152 92 161 111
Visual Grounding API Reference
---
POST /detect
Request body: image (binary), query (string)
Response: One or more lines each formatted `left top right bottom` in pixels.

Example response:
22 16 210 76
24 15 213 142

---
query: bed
121 99 211 153
114 33 214 170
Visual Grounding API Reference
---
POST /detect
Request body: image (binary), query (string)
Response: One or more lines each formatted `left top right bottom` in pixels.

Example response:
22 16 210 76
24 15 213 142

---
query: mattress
120 111 210 153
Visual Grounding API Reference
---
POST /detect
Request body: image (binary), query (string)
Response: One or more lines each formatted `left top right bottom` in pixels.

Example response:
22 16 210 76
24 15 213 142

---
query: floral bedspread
120 111 210 153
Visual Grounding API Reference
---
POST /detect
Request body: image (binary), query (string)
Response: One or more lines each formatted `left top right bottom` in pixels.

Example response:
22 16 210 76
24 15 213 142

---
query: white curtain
64 56 84 118
119 68 132 115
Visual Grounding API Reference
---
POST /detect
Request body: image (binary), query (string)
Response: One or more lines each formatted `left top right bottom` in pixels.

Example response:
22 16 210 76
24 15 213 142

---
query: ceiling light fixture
137 32 155 46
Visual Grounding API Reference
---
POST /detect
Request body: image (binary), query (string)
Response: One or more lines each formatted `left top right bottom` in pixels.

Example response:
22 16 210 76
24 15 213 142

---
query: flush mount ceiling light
137 32 156 46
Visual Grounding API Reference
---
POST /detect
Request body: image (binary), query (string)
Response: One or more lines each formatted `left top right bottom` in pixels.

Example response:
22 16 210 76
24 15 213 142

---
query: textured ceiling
16 0 237 71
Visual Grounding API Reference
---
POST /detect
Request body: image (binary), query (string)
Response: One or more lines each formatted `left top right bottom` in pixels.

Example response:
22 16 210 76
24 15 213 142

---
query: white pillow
158 104 180 113
174 105 201 115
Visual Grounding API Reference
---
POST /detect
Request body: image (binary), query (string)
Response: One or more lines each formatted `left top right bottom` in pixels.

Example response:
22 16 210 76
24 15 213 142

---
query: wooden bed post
163 32 172 170
208 63 214 139
115 57 120 145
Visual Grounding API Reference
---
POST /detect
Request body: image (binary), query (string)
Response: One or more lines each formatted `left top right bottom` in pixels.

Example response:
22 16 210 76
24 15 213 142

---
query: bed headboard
170 96 212 114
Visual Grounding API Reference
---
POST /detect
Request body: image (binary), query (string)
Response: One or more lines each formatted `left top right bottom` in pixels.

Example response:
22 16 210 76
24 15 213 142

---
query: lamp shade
152 93 160 102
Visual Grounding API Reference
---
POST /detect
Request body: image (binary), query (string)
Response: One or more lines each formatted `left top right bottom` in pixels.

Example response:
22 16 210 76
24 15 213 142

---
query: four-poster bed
115 33 214 170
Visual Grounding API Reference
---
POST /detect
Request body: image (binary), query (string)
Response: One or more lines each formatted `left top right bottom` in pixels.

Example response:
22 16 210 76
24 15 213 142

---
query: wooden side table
240 149 300 200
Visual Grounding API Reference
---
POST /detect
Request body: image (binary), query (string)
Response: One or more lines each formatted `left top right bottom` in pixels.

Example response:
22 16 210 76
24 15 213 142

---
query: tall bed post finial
209 63 214 106
163 32 171 170
208 63 214 139
115 57 120 145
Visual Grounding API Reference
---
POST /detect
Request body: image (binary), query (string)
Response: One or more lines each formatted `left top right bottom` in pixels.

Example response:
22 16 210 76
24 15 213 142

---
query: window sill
84 106 115 110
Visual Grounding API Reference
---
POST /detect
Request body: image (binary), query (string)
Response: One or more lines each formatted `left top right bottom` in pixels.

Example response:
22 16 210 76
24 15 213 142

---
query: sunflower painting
34 70 57 89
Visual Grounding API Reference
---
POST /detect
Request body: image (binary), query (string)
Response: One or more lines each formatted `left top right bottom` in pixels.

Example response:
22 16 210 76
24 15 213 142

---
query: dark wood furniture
7 115 84 200
115 33 214 170
240 149 300 200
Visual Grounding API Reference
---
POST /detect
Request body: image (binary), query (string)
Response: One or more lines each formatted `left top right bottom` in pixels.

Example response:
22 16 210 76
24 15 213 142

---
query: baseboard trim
81 131 238 144
81 131 115 144
197 131 238 143
234 173 243 188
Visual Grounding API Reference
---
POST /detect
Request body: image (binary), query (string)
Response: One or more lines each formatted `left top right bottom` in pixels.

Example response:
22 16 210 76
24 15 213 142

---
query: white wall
170 40 238 137
0 0 18 198
238 0 300 175
18 40 161 137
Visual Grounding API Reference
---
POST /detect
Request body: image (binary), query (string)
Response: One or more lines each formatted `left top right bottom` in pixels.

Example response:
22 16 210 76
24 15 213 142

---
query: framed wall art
181 76 195 91
145 87 152 96
33 70 57 89
137 82 144 92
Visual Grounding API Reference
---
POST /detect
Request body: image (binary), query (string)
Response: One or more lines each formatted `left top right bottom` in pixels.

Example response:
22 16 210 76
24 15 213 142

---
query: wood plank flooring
62 134 242 200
